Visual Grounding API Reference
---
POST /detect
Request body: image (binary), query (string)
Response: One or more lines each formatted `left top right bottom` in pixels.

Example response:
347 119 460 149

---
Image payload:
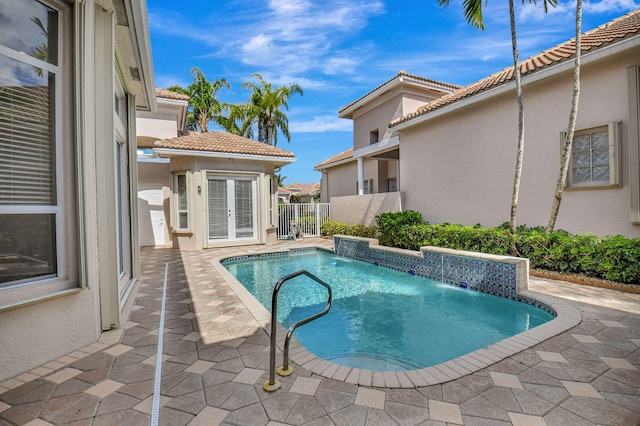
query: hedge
320 221 378 239
319 211 640 284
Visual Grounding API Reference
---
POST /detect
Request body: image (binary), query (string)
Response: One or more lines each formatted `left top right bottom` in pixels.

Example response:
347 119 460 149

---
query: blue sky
148 0 639 184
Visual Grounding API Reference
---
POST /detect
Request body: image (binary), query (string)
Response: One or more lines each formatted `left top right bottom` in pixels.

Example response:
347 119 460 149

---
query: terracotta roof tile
391 8 640 127
155 88 190 101
154 131 295 158
314 148 354 169
280 182 321 196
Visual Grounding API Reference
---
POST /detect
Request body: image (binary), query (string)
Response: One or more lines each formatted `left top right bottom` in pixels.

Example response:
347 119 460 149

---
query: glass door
207 176 257 242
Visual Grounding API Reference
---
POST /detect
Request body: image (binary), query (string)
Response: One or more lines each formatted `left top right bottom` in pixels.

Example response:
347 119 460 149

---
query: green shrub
372 213 640 284
320 221 377 239
375 211 423 247
322 213 640 284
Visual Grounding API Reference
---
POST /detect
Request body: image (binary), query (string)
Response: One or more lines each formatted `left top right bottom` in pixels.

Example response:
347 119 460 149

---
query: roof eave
338 79 403 119
338 75 456 119
314 156 356 171
154 148 296 166
391 33 640 131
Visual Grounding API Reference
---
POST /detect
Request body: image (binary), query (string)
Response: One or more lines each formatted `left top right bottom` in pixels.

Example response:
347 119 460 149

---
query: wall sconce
197 185 201 195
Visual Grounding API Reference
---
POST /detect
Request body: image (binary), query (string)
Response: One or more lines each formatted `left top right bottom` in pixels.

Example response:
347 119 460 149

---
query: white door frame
205 173 259 245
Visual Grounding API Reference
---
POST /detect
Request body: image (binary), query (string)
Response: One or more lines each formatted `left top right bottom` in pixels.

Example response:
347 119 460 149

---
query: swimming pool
223 249 554 371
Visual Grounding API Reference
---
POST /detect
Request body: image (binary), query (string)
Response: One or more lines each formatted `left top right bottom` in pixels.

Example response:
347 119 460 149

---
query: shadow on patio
1 239 639 425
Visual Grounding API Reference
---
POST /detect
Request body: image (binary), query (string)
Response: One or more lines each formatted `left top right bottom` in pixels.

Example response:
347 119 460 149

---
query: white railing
277 203 330 238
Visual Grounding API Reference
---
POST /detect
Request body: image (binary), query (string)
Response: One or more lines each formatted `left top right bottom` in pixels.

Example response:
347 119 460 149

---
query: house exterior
145 131 296 249
0 0 156 380
316 72 459 201
277 182 321 203
137 89 190 247
316 9 640 238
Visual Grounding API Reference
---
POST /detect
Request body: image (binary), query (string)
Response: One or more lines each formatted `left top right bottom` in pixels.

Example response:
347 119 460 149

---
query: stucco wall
136 113 179 144
400 49 640 238
138 162 171 246
353 93 403 150
166 156 277 250
0 291 99 381
330 192 403 226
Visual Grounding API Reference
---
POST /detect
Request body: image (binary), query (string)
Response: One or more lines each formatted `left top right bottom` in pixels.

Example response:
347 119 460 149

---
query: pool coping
211 246 582 388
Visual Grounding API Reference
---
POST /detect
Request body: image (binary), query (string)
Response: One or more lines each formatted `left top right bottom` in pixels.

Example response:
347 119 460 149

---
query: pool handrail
263 269 332 392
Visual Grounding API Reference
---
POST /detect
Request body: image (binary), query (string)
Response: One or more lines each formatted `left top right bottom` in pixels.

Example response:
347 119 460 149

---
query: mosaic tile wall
333 236 554 316
219 238 555 317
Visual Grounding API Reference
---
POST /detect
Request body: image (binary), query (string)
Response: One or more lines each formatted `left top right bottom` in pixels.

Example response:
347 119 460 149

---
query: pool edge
211 247 582 389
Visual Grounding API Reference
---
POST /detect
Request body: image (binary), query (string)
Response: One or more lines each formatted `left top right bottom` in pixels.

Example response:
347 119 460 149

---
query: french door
207 176 257 242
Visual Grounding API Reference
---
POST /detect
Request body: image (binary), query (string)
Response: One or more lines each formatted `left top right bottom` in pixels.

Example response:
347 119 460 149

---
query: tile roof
279 182 321 196
154 131 296 158
339 71 461 115
314 148 354 169
155 88 190 101
391 8 640 127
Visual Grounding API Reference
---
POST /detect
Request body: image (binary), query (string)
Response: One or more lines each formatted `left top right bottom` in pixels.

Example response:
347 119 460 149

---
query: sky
148 0 639 185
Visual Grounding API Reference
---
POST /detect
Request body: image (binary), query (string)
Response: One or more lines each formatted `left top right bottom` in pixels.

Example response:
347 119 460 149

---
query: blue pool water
224 250 553 371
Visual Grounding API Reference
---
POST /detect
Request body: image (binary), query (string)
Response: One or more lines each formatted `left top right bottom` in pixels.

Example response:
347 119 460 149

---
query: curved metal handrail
264 269 332 392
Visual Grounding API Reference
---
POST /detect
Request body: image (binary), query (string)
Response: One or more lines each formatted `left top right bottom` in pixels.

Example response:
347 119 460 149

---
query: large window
567 123 621 188
0 0 73 290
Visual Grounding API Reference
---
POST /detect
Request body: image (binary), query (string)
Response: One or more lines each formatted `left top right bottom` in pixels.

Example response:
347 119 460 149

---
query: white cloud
241 34 276 64
585 0 640 13
150 1 385 79
154 74 191 90
290 115 353 132
268 0 312 15
265 74 328 90
322 55 360 75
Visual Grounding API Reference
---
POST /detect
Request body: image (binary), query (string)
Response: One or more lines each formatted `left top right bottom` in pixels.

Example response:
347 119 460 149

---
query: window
356 179 374 194
173 172 189 231
566 123 621 188
370 129 379 145
388 178 398 192
0 0 76 295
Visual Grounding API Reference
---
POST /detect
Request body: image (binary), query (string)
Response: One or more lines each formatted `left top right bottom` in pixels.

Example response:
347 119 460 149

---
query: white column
357 157 364 195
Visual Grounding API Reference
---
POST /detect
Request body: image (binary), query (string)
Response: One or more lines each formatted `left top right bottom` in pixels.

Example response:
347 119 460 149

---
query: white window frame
171 171 190 233
564 122 622 189
356 179 374 194
0 0 80 310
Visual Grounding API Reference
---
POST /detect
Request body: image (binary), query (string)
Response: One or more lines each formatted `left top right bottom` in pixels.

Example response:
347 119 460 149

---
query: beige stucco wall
321 157 400 201
353 93 404 150
137 112 179 144
400 49 640 238
330 193 403 226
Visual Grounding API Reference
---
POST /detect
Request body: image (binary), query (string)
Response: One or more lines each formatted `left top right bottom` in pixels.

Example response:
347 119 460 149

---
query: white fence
277 203 330 238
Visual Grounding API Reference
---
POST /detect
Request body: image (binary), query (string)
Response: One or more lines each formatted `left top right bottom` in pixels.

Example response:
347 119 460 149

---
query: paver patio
1 238 639 425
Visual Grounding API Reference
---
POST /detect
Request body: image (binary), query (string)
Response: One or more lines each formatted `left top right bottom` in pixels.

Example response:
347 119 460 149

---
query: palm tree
547 0 583 233
275 173 287 187
439 0 556 254
241 74 303 146
168 67 230 132
216 103 261 138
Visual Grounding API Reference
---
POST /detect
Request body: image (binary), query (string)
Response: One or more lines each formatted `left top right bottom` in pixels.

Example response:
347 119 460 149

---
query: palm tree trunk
547 0 582 234
509 0 524 255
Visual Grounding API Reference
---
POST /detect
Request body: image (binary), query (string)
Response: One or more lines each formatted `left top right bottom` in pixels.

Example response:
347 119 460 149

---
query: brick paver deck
1 238 639 425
